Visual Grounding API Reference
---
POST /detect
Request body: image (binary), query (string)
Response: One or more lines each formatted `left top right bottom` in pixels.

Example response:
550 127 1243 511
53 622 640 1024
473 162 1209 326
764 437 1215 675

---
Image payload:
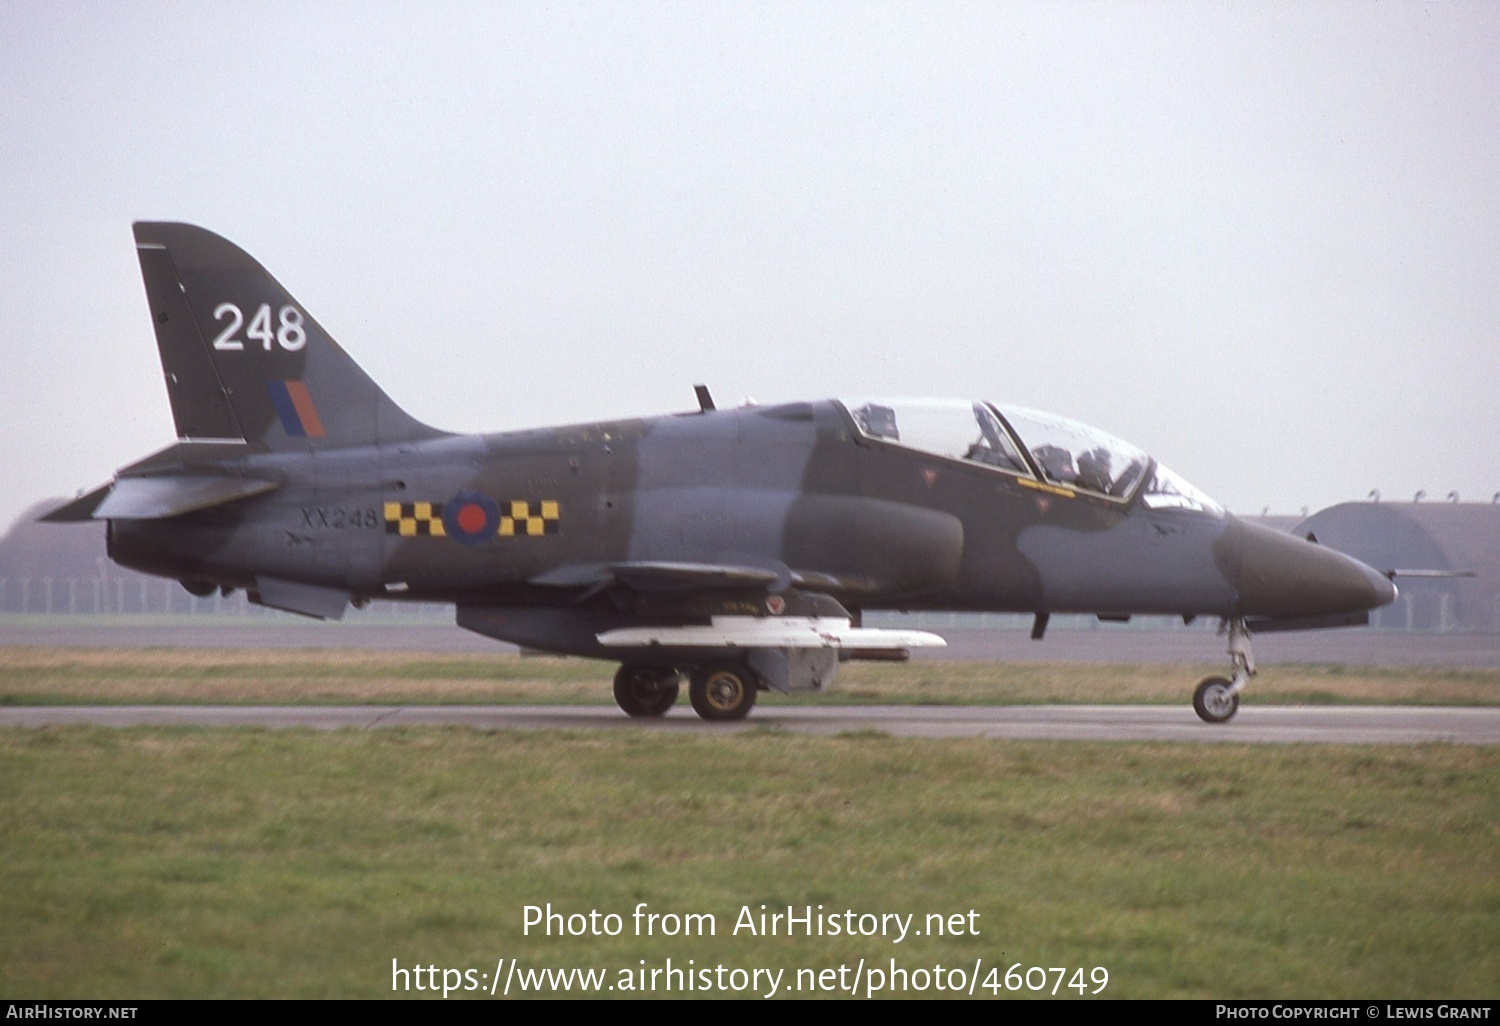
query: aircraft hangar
1283 500 1500 634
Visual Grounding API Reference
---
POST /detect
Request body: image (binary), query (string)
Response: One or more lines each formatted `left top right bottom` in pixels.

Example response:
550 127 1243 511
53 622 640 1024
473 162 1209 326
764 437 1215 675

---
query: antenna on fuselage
694 384 716 412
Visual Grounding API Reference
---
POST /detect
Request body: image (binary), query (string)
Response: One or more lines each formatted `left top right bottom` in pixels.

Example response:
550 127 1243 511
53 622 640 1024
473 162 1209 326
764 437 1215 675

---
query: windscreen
992 404 1149 499
1139 462 1224 514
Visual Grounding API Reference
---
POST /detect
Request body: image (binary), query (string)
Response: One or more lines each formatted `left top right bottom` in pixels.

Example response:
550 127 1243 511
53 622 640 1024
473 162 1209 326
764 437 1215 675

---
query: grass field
2 648 1498 1000
2 646 1497 707
2 729 1497 999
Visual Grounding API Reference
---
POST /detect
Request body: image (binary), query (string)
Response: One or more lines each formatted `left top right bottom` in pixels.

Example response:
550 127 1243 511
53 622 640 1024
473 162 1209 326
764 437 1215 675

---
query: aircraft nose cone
1215 517 1397 619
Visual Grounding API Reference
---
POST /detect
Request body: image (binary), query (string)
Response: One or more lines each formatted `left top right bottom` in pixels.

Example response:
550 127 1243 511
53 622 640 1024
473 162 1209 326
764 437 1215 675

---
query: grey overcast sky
2 1 1497 534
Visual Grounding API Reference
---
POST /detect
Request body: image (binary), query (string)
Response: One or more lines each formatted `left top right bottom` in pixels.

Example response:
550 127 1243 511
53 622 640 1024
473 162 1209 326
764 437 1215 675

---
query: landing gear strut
1194 617 1255 724
613 664 680 718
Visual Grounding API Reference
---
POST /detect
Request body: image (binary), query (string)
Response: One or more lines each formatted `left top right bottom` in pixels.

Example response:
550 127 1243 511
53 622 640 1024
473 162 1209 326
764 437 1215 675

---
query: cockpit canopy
841 398 1223 515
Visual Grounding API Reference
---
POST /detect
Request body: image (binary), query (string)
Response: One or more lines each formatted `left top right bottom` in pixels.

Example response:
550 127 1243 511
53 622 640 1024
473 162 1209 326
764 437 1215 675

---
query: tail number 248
212 303 307 352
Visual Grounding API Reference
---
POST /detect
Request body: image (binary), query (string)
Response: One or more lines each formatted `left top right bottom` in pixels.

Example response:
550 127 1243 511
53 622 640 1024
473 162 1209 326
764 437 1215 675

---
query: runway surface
4 703 1496 744
3 622 1495 743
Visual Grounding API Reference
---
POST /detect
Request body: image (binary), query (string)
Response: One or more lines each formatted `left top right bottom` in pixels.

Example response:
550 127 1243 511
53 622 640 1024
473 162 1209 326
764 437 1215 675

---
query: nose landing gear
1194 618 1254 724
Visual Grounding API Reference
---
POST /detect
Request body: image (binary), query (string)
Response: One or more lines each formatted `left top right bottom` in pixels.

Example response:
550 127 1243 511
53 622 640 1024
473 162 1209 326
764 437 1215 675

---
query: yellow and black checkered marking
384 501 447 537
385 499 560 538
498 500 561 537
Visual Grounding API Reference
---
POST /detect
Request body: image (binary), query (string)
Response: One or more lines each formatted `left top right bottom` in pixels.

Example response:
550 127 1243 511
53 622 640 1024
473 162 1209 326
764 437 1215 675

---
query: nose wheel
1194 618 1255 724
1193 677 1239 723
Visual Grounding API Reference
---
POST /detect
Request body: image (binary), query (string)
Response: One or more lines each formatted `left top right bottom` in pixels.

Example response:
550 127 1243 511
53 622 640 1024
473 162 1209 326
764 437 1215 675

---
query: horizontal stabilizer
597 616 946 651
93 475 280 520
37 484 115 523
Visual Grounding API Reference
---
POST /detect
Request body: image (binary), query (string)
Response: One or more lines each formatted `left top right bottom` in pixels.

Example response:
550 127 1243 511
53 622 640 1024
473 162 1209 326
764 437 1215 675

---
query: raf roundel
441 493 501 546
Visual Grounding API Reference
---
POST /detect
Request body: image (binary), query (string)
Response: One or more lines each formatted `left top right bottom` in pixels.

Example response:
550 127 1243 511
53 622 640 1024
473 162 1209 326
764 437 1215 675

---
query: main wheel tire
613 664 680 718
1193 676 1239 724
688 661 759 721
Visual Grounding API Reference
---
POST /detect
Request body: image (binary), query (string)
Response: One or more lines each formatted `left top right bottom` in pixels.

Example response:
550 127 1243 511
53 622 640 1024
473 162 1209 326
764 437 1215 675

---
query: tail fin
133 222 444 450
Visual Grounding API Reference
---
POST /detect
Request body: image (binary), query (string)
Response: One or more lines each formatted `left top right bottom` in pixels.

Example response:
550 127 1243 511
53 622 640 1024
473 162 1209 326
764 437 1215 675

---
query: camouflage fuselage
110 397 1391 658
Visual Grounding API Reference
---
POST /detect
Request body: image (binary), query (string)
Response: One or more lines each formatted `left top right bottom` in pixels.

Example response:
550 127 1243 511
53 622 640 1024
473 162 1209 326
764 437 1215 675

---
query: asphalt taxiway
3 703 1496 744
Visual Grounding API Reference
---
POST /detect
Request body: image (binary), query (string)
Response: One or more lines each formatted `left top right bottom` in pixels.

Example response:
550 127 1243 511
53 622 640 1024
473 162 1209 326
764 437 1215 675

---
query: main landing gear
1193 617 1255 724
612 664 681 718
612 660 761 721
688 661 759 721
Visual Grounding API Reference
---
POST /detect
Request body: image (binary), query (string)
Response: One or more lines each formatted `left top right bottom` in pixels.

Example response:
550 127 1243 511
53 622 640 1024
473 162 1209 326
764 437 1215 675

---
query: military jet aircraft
43 223 1397 723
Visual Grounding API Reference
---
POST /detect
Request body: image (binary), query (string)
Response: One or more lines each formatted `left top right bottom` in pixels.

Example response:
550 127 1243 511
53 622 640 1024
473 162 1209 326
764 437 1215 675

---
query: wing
530 560 783 592
595 616 945 651
529 560 886 597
